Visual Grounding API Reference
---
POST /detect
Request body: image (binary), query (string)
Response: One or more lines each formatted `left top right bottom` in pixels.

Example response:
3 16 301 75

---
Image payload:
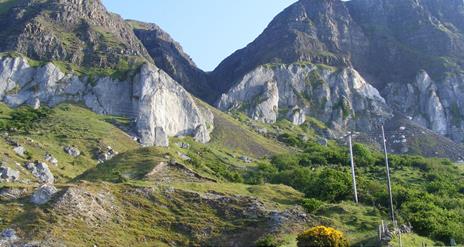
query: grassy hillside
1 102 455 246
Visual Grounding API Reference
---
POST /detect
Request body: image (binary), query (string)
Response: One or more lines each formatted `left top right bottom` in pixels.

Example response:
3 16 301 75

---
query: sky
102 0 297 71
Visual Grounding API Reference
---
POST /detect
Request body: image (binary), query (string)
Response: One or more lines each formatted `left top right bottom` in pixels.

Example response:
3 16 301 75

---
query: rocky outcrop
384 70 464 142
0 56 214 146
218 63 391 133
0 166 20 182
25 162 54 184
210 0 464 144
0 0 152 67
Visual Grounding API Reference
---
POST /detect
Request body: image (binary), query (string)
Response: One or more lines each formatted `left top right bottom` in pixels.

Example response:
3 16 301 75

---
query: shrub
297 226 349 247
255 234 284 247
301 198 324 213
305 169 352 202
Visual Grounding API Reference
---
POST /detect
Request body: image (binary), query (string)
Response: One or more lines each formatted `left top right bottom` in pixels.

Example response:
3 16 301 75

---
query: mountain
211 0 464 152
0 0 464 246
128 20 214 101
0 0 152 67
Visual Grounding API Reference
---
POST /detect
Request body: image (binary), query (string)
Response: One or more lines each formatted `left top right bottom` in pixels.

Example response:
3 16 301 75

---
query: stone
64 146 81 157
1 228 17 241
13 145 25 157
175 142 190 149
25 162 54 184
44 153 58 166
0 166 20 182
97 147 118 163
240 156 253 163
287 107 306 125
0 188 27 201
30 184 58 205
178 152 192 161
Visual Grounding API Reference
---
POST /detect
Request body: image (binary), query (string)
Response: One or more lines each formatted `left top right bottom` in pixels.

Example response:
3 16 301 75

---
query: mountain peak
0 0 152 67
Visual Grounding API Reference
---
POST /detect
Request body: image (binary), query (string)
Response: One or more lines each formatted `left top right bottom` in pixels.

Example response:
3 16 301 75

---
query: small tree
297 226 349 247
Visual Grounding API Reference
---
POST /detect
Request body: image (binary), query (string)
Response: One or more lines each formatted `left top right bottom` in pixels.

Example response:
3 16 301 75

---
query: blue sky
102 0 297 71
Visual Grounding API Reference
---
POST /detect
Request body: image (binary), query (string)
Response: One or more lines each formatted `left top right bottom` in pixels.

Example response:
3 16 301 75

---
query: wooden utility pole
381 125 402 247
381 125 395 222
348 132 359 204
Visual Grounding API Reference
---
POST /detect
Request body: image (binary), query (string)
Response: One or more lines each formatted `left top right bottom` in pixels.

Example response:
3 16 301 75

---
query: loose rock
30 184 58 205
13 145 25 157
1 228 17 241
44 153 58 166
0 166 20 182
25 162 54 184
64 146 81 157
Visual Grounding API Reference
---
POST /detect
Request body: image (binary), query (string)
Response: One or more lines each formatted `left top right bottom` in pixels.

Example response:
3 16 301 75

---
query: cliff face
129 20 213 101
0 56 213 146
210 0 464 143
217 63 391 134
0 0 152 67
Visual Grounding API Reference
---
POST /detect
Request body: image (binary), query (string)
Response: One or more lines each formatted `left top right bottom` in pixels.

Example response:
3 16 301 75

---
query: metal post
348 132 359 204
381 125 395 222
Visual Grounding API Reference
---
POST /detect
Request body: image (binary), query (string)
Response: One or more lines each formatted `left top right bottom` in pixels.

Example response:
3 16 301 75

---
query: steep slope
129 20 214 102
0 55 214 147
210 0 464 147
0 0 152 67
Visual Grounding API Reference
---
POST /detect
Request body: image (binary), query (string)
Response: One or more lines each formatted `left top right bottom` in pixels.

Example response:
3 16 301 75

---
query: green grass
198 100 288 157
0 103 139 184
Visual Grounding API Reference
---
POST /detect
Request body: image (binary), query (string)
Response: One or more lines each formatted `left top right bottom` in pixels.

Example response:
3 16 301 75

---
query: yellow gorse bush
297 226 349 247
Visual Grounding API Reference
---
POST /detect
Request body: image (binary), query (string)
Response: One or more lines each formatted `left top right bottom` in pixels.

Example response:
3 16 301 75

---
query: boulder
0 188 27 201
240 156 253 163
13 145 25 157
0 166 20 182
287 107 306 125
175 142 190 149
44 153 58 166
30 184 58 205
64 146 81 157
25 162 54 184
1 228 17 241
97 146 118 163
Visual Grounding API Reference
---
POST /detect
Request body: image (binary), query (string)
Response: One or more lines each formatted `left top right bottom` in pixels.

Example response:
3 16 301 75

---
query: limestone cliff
0 56 213 146
218 63 391 133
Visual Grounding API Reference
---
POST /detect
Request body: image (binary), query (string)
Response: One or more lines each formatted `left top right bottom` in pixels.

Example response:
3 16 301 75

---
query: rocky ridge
129 20 213 102
0 55 213 146
0 0 152 67
218 63 392 134
210 0 464 144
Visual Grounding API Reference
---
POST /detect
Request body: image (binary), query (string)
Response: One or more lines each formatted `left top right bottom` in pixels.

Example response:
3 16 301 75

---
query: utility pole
381 125 395 222
381 125 402 247
348 132 359 204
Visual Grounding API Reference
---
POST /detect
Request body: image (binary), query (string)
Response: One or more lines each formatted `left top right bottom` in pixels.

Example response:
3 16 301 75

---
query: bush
297 226 349 247
255 234 284 247
305 169 352 202
3 106 53 132
301 198 324 213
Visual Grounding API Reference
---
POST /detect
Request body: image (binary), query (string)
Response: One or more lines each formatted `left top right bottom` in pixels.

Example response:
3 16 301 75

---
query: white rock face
217 64 391 132
133 64 213 146
384 70 463 140
0 56 214 147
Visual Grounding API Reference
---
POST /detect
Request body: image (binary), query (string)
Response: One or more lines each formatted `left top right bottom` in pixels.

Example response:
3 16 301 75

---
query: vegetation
297 226 349 247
